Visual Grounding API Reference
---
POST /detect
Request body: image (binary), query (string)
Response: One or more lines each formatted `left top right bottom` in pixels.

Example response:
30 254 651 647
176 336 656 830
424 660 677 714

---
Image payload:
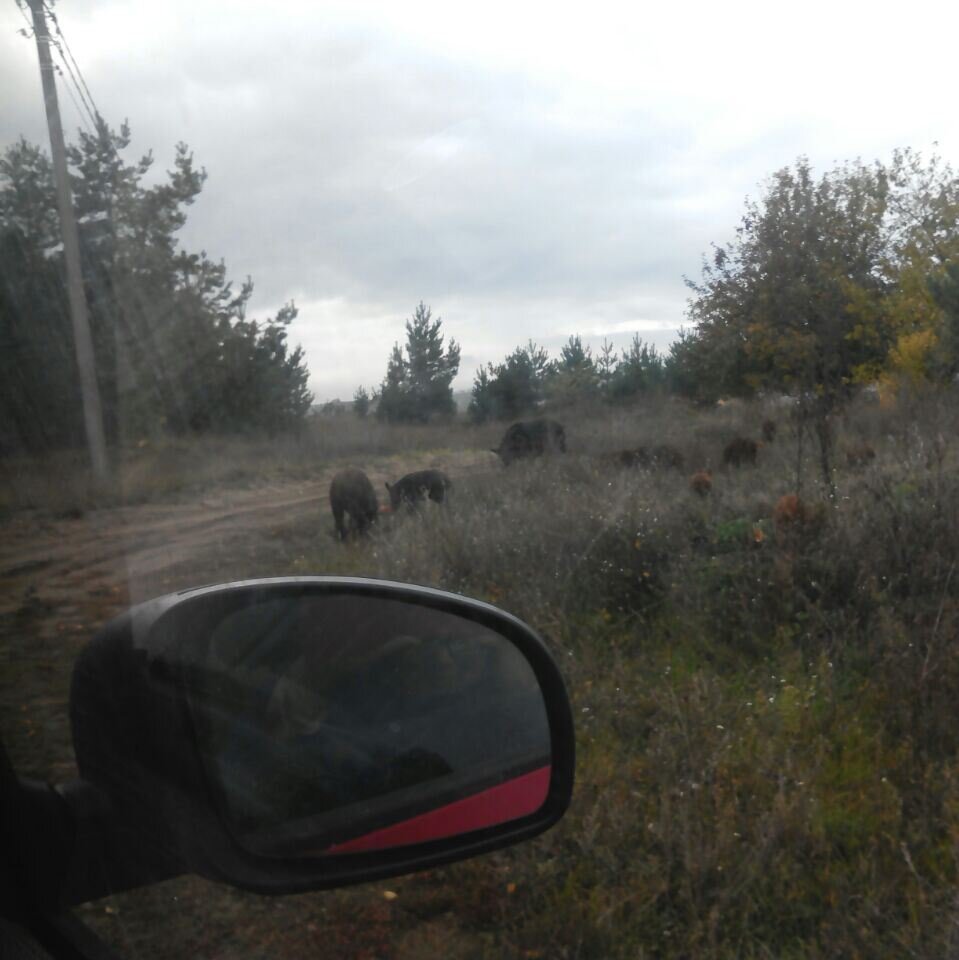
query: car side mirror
62 578 574 901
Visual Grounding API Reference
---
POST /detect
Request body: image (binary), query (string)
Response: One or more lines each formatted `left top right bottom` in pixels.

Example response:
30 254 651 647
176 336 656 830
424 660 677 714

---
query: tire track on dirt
0 448 498 781
0 449 497 616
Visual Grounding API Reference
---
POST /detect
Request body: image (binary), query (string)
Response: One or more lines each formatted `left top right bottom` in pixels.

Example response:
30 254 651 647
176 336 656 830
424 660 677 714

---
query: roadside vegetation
3 389 954 959
0 414 498 516
317 389 959 960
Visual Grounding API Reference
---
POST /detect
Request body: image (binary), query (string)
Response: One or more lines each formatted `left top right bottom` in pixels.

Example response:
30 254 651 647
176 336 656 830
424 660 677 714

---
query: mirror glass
182 593 551 857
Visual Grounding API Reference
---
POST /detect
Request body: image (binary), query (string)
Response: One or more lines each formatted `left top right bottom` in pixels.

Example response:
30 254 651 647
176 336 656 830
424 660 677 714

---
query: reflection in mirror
183 593 551 857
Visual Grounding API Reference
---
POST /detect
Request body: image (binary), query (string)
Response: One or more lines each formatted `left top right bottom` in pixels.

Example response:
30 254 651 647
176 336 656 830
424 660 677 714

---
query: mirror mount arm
0 773 77 919
57 777 184 909
2 770 177 916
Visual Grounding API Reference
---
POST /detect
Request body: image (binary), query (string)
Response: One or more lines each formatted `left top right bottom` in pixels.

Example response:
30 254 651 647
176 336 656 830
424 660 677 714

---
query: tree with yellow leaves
683 157 891 488
680 149 959 488
882 149 959 386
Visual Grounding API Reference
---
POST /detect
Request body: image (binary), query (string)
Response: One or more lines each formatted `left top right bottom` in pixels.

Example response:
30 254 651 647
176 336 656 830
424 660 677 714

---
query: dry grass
6 391 959 958
0 414 503 516
0 396 783 516
329 395 959 959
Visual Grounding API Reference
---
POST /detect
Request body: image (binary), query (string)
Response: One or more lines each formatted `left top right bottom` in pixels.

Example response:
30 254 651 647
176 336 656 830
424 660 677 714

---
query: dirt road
0 448 495 780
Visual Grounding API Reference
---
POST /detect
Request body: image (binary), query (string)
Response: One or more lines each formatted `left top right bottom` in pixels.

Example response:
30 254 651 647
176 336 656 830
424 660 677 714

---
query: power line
42 13 99 128
42 0 102 124
49 39 97 130
15 0 96 133
37 0 134 174
52 54 94 134
14 0 34 33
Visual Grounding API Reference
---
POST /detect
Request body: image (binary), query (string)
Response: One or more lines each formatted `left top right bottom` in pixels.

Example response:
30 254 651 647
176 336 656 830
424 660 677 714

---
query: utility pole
28 0 109 484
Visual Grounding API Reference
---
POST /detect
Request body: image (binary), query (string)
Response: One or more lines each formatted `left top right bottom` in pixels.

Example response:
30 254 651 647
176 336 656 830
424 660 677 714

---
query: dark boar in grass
593 449 632 470
723 436 760 467
386 469 451 510
492 419 567 466
846 442 877 468
330 468 378 540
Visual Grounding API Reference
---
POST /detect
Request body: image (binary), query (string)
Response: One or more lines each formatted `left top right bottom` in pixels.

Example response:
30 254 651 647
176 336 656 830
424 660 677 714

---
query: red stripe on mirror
328 765 551 854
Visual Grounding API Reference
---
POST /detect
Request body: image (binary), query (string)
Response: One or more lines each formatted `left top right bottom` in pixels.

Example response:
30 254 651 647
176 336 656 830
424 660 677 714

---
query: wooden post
28 0 109 483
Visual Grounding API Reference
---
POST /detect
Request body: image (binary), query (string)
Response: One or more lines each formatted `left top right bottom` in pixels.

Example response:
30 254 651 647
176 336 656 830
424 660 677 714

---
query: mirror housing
64 578 575 901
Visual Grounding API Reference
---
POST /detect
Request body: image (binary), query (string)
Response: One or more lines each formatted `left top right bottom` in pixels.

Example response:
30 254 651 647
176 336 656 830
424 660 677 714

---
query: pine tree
469 341 552 421
609 334 666 401
0 122 313 449
353 386 371 418
376 303 460 422
376 343 411 422
468 365 494 423
596 338 617 396
405 302 460 421
549 334 598 404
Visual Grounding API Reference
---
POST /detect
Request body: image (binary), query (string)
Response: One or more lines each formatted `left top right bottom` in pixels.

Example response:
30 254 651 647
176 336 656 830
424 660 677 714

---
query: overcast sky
3 0 958 401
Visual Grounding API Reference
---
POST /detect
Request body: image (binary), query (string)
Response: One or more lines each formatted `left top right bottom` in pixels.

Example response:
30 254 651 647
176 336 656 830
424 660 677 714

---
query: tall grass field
3 390 959 958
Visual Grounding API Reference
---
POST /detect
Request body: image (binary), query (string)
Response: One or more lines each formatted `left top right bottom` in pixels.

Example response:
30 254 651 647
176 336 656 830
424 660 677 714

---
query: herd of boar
329 467 453 540
328 418 567 540
329 416 781 540
330 420 566 540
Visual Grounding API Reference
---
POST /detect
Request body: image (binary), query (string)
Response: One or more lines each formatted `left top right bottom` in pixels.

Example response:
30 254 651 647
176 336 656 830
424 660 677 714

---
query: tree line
355 303 674 424
361 148 959 471
6 121 958 462
465 333 671 422
0 121 312 454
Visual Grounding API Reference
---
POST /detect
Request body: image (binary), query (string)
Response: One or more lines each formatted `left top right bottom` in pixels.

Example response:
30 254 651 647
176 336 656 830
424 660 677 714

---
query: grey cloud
3 8 704 303
0 2 832 401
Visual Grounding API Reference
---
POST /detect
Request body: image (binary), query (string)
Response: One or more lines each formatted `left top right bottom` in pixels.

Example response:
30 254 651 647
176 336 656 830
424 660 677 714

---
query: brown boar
723 437 760 467
773 493 825 542
846 443 876 468
386 469 451 510
689 470 713 496
492 419 567 466
329 468 378 540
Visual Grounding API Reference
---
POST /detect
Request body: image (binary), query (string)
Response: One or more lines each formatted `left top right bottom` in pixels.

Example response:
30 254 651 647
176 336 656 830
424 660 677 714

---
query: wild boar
722 437 760 468
773 493 825 542
846 442 876 468
689 470 713 496
385 469 451 510
492 419 567 466
329 468 378 540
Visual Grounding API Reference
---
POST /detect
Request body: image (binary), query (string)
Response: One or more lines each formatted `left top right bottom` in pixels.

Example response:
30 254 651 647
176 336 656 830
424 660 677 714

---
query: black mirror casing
66 578 575 900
